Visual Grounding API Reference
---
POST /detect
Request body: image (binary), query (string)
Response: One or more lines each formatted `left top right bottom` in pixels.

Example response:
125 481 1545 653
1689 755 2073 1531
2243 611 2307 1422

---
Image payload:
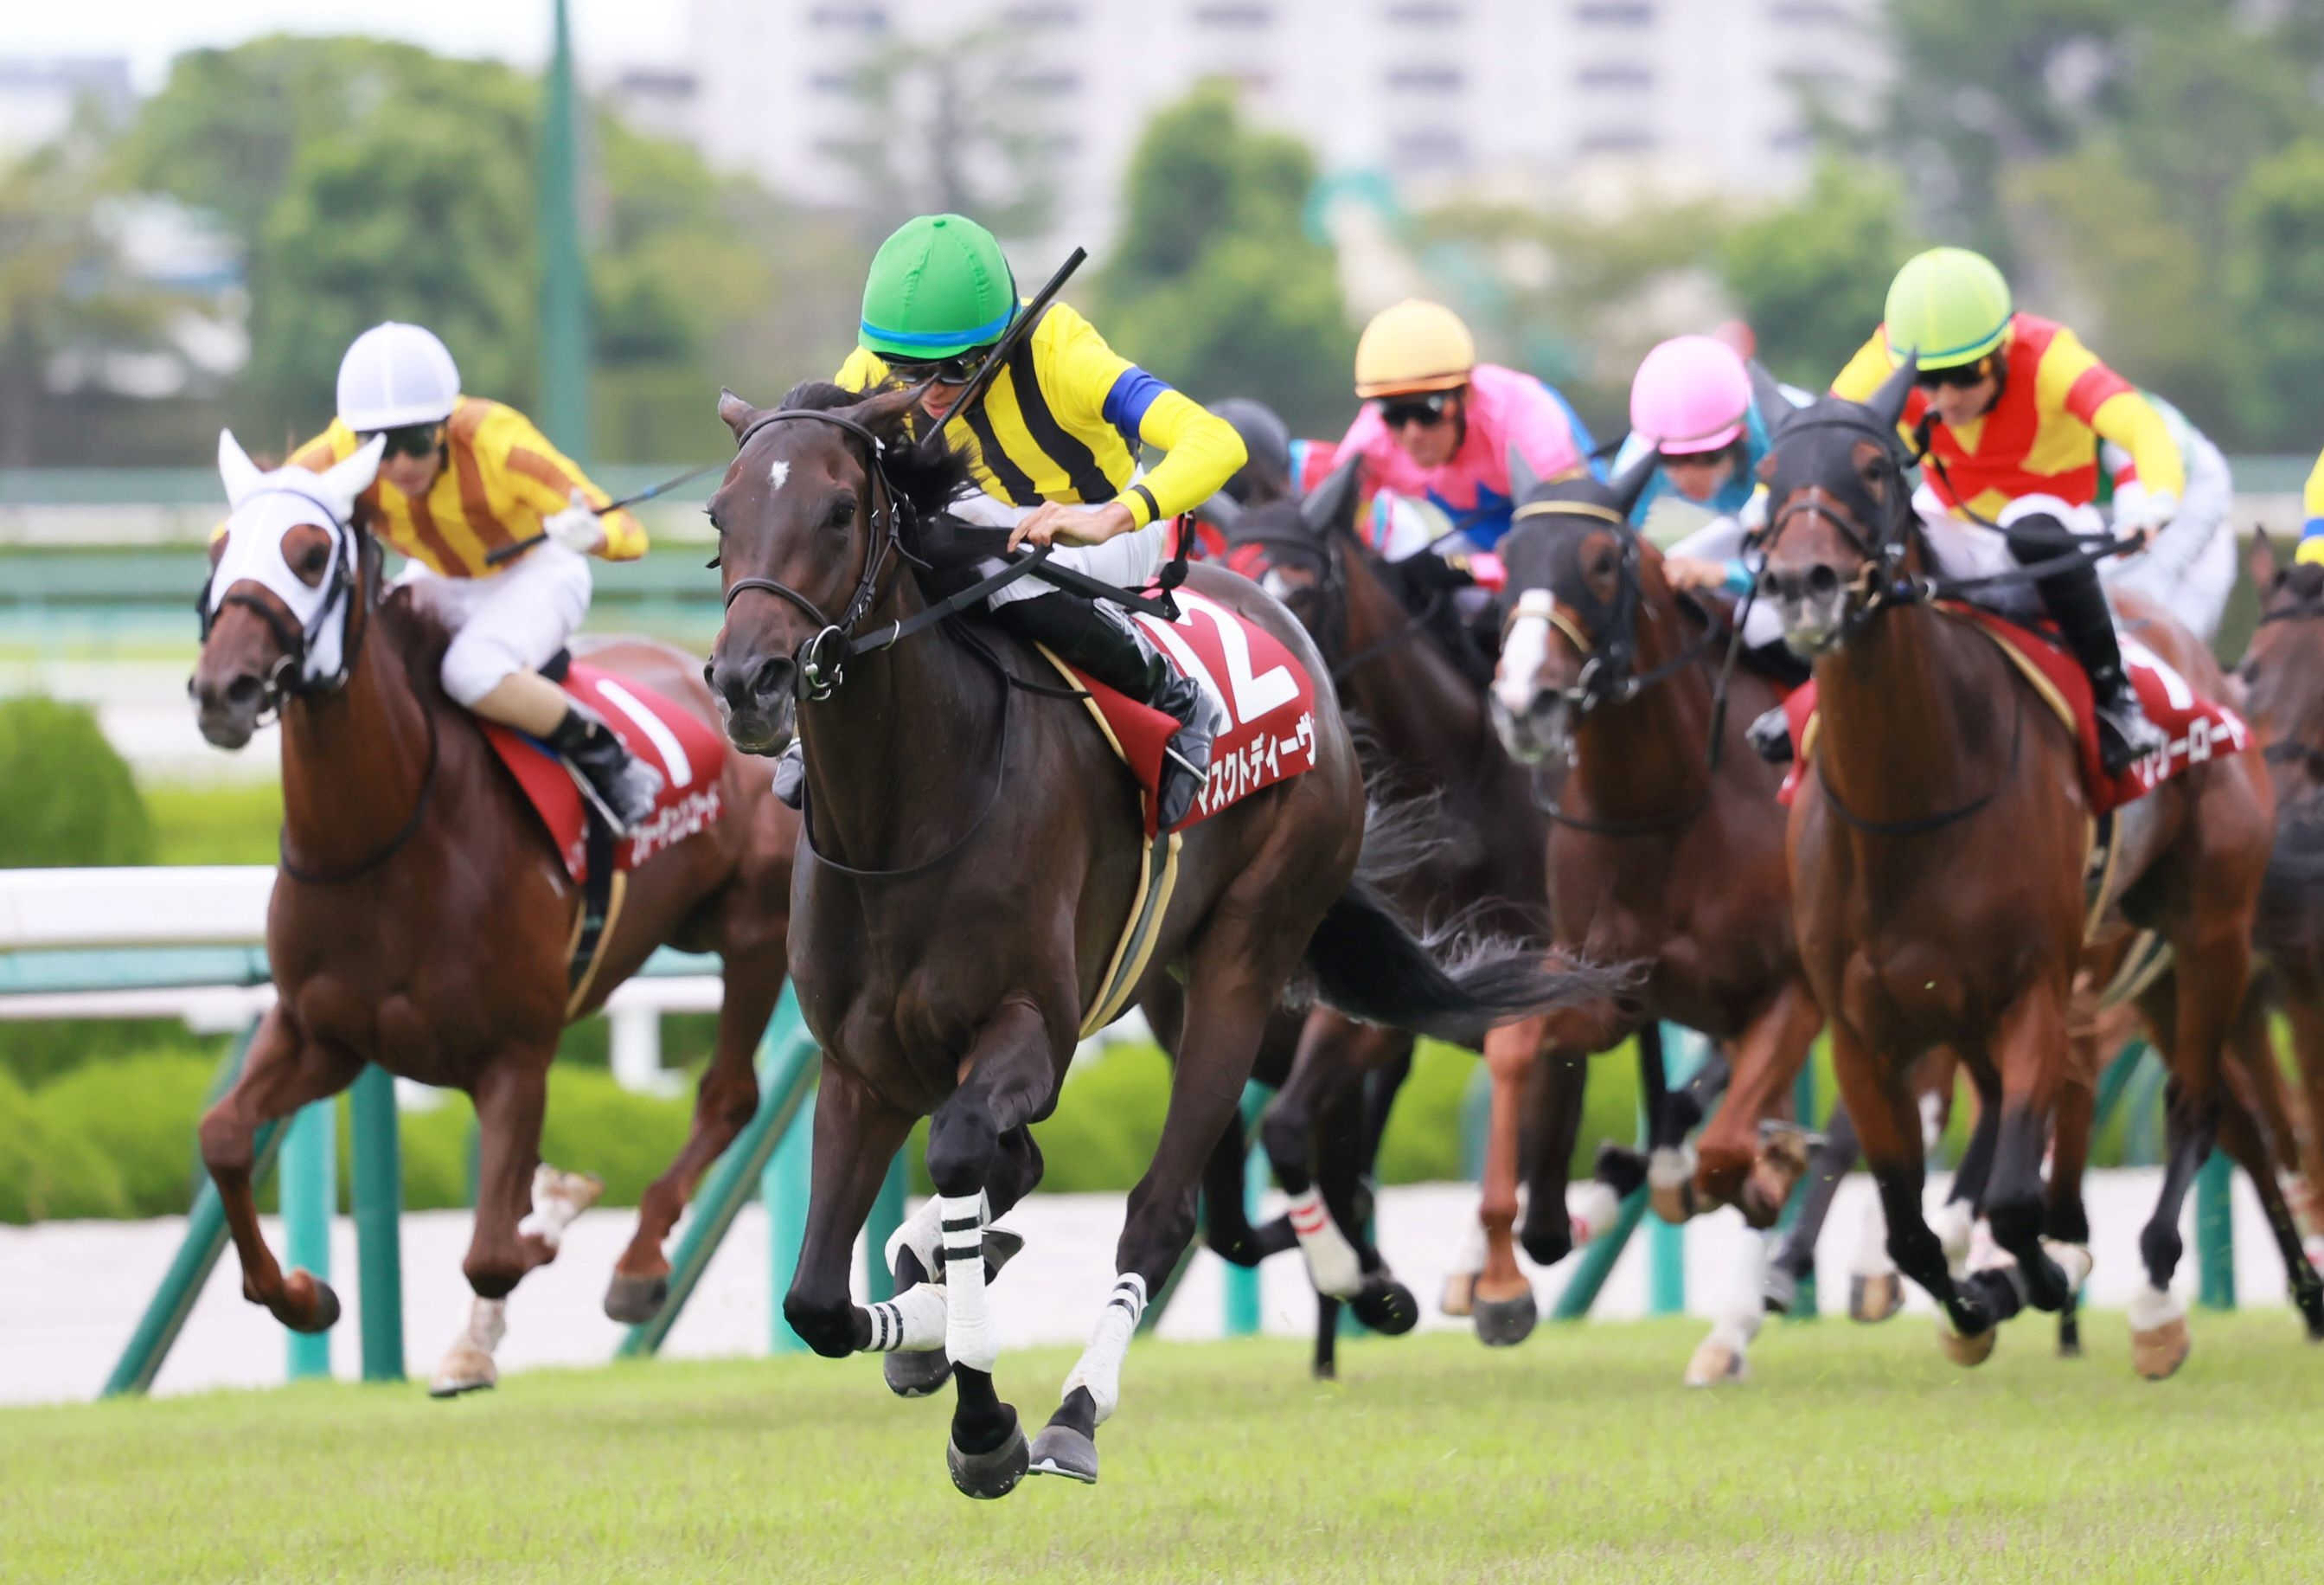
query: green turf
4 1315 2319 1583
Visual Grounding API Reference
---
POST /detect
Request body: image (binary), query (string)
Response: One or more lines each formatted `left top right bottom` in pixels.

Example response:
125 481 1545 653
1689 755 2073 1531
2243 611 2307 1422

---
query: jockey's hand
543 489 605 554
1009 499 1135 554
1662 555 1729 593
2112 486 2177 549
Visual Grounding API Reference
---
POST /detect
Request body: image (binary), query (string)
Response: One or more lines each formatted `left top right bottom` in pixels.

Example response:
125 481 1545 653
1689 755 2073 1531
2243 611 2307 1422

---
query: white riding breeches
948 491 1174 608
2100 429 2236 644
1910 484 2104 620
394 542 593 707
1665 514 1783 648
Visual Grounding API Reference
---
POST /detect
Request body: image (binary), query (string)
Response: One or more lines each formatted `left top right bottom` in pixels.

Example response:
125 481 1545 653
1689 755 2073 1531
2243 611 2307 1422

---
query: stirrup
1746 703 1793 766
2095 696 2164 776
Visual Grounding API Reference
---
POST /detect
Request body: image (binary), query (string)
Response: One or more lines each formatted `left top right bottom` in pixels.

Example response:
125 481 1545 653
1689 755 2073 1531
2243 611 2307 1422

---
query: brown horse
189 433 797 1395
1200 461 1567 1345
1488 460 1823 1364
1757 366 2316 1373
701 381 1617 1497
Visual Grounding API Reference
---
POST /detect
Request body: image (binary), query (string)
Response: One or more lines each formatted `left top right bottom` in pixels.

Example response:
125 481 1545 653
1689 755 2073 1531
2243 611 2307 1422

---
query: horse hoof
1683 1337 1747 1388
602 1271 669 1325
1352 1276 1420 1337
1648 1180 1696 1225
2131 1317 2192 1381
284 1271 341 1334
1937 1321 1997 1369
1849 1271 1905 1324
947 1420 1029 1500
1472 1288 1538 1347
1762 1265 1798 1316
1439 1271 1477 1318
1028 1423 1099 1486
427 1343 498 1399
884 1349 955 1399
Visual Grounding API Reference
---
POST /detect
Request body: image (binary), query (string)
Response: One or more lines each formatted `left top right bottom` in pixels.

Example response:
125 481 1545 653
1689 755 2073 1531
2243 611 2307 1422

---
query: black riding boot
996 591 1226 829
546 701 664 830
2005 511 2164 775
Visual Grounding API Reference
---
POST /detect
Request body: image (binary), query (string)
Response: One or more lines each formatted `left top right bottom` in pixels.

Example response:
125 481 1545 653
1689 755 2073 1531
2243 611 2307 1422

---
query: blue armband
1721 560 1755 597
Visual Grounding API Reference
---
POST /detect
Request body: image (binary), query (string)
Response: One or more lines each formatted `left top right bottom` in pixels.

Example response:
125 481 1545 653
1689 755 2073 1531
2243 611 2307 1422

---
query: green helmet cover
859 214 1019 360
1884 246 2013 369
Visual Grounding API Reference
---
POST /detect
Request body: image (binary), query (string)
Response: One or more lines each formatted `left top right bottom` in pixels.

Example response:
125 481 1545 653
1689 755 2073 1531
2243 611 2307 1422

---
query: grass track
5 1314 2321 1583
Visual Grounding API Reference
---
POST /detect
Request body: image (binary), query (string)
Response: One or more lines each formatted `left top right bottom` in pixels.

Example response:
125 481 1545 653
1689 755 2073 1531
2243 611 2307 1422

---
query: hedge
0 695 153 868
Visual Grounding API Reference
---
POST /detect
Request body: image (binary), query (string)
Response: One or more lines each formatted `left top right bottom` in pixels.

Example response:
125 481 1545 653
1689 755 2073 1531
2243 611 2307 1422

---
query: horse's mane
774 379 978 520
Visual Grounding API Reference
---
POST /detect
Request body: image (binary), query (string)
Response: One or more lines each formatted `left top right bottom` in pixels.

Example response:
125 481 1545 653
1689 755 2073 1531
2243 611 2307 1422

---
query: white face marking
767 459 790 493
1495 612 1552 719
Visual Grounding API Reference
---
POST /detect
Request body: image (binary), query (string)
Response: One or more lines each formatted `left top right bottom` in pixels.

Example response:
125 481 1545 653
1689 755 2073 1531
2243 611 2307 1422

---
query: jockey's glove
544 489 605 555
2112 485 2178 544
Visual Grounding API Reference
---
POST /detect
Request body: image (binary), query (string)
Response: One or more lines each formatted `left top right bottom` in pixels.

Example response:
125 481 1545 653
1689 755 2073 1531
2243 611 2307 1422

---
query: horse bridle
719 407 922 702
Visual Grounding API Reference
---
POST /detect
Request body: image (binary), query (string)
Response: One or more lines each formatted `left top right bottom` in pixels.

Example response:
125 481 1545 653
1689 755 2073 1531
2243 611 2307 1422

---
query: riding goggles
888 345 996 387
1912 359 1992 391
362 422 445 459
1378 391 1456 429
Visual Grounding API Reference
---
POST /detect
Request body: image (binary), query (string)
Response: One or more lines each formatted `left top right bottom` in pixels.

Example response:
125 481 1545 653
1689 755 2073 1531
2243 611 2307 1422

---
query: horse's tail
1303 800 1635 1049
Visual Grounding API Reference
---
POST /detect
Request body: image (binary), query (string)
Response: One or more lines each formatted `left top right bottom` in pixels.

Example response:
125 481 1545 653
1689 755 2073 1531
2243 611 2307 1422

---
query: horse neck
794 573 1002 870
278 603 432 873
1813 602 2011 823
1567 587 1717 815
1337 546 1493 767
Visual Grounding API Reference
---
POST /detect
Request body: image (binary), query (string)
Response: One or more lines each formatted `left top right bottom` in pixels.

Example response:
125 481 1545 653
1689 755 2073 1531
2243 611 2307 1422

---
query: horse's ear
2250 526 2282 592
717 388 759 440
1746 360 1793 438
1866 352 1918 431
1195 491 1244 536
845 381 932 444
317 434 386 518
217 428 266 508
1610 448 1659 521
1506 444 1541 504
1299 453 1364 538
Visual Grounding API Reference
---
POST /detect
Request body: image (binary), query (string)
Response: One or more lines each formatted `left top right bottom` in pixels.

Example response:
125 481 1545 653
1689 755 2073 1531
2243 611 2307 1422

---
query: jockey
2099 390 2236 645
276 322 663 827
1332 299 1597 587
1830 247 2175 773
1616 333 1813 690
816 213 1244 829
2298 446 2324 566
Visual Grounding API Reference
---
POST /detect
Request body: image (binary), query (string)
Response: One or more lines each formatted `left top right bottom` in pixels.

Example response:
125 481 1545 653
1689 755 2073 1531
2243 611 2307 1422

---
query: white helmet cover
336 322 460 433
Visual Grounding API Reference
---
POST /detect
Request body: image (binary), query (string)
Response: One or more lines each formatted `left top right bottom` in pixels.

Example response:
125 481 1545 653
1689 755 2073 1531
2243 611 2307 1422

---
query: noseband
1507 500 1715 716
1758 410 1930 642
720 407 919 702
195 484 371 718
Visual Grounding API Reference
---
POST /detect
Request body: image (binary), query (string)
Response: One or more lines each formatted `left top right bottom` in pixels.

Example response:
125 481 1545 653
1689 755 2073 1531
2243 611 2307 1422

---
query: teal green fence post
618 989 820 1357
1224 1081 1270 1338
861 1152 907 1304
2197 1150 2237 1310
1553 1188 1649 1320
536 0 591 457
1778 1058 1819 1319
765 1085 818 1352
1648 1027 1700 1317
102 1024 277 1399
280 1099 336 1381
349 1065 405 1383
1459 1063 1492 1181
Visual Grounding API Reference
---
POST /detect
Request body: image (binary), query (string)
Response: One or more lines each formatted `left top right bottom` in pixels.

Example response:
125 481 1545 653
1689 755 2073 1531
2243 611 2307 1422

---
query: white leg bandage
464 1295 507 1355
862 1282 949 1352
1648 1144 1696 1193
1450 1211 1487 1278
1286 1187 1363 1298
938 1193 996 1373
1060 1274 1147 1426
1929 1197 1975 1275
1567 1180 1621 1246
887 1192 987 1283
2128 1281 2184 1333
1851 1191 1897 1278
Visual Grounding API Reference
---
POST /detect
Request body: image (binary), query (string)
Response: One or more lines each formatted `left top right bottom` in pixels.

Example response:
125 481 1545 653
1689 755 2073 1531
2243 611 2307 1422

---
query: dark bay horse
1202 463 1579 1346
701 382 1618 1497
1757 364 2319 1374
190 433 797 1395
1489 460 1822 1372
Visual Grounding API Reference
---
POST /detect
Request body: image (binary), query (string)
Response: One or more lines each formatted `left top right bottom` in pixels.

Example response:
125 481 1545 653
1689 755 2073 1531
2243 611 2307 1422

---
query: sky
8 0 686 93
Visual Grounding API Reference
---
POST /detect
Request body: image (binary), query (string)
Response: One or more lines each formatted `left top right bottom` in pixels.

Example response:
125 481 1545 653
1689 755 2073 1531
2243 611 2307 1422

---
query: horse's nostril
751 657 791 700
1807 564 1841 595
225 676 261 707
701 659 716 691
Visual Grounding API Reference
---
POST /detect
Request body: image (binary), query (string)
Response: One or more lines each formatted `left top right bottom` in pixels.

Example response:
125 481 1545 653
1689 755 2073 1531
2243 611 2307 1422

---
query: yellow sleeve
2086 390 2185 500
1826 331 1920 449
489 408 649 562
834 346 890 393
2304 446 2324 523
1044 305 1245 525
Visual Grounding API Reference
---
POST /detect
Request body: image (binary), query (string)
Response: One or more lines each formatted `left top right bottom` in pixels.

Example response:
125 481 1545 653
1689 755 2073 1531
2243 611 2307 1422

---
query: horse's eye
826 497 856 529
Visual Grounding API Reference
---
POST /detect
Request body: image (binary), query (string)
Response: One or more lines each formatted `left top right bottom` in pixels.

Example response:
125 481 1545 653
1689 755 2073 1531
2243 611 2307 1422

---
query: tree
1094 82 1354 439
1719 159 1918 391
2231 140 2324 451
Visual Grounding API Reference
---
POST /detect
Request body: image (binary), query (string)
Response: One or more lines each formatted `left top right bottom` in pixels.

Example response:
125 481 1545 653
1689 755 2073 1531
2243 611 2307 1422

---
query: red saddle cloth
1777 605 2249 816
482 663 729 882
1058 587 1320 837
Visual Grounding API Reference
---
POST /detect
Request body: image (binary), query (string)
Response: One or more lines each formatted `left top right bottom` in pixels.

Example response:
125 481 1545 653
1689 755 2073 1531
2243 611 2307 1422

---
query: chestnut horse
1489 460 1821 1373
1757 365 2317 1373
701 382 1617 1497
190 433 797 1395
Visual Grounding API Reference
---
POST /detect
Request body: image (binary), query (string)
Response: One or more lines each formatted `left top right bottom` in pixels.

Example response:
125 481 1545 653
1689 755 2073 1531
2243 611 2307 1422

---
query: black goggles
1913 359 1992 390
890 345 995 386
362 423 444 459
1378 391 1456 429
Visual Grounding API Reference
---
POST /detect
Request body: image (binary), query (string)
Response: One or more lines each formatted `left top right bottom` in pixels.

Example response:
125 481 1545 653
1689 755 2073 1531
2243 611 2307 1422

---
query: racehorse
1756 363 2319 1373
1201 461 1582 1346
701 381 1622 1497
1488 459 1823 1373
189 433 797 1395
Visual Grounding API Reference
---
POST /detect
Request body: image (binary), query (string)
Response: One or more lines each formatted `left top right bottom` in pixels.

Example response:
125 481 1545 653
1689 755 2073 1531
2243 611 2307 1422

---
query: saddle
481 655 728 1012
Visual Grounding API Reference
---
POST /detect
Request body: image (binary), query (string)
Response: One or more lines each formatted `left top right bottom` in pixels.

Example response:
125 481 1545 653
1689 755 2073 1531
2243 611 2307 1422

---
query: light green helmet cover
858 214 1019 360
1883 246 2013 369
